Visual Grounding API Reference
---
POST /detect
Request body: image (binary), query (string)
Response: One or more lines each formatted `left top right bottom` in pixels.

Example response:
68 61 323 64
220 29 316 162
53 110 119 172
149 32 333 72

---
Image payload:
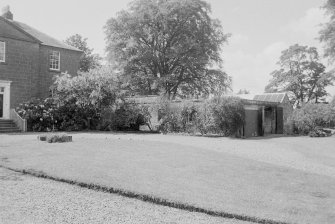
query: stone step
0 120 21 132
0 130 21 133
0 121 15 124
0 123 16 127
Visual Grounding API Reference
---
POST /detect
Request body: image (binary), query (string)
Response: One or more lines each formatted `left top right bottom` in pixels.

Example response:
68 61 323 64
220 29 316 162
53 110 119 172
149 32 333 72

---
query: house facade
0 6 82 119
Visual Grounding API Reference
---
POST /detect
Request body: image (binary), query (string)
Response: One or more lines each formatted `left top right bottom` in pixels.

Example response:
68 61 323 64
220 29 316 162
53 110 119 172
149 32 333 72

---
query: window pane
49 51 60 70
0 41 5 62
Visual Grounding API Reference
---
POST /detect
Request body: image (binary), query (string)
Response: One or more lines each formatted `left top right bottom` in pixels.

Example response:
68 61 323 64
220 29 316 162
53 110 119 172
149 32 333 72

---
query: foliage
101 101 151 131
156 96 245 136
105 0 231 99
194 100 217 135
208 96 245 136
16 98 58 132
65 34 102 72
46 133 72 143
51 68 123 130
237 89 250 95
319 0 335 63
156 99 182 133
53 68 121 114
309 128 333 137
289 103 335 135
17 68 152 132
265 44 335 107
331 96 335 106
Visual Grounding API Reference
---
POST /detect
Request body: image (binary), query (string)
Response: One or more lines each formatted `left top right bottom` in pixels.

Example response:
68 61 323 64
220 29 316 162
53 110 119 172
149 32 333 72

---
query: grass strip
0 164 291 224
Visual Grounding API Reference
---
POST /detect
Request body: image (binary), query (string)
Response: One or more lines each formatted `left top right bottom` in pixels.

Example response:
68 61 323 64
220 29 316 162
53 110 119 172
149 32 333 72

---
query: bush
156 96 245 137
195 101 217 135
16 98 58 132
16 68 136 132
289 103 335 135
156 99 199 134
100 101 151 131
208 96 245 136
309 128 332 137
46 133 72 143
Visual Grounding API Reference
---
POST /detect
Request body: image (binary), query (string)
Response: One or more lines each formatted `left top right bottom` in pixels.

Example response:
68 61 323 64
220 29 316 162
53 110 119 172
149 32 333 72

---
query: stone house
0 6 82 130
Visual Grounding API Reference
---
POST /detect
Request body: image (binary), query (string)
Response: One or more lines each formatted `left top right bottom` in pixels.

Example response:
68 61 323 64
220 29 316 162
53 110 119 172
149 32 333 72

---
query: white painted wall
0 80 11 119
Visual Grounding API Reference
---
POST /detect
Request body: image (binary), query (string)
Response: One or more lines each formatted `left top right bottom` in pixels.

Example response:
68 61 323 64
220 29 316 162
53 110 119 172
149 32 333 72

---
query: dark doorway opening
0 94 3 118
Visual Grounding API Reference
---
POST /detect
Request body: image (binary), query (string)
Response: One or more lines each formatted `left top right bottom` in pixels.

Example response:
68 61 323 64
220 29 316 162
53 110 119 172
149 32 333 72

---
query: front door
0 81 11 119
0 93 3 118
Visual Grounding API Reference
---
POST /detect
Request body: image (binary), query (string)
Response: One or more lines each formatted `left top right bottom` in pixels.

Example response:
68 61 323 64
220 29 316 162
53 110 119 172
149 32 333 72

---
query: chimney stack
1 6 13 20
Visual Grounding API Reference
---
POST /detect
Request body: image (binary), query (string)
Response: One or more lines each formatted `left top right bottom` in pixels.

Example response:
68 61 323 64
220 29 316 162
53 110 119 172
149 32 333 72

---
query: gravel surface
73 132 335 178
0 167 248 224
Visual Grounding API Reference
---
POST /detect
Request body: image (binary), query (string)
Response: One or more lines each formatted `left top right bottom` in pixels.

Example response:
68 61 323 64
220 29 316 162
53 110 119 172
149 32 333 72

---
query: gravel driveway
0 167 246 224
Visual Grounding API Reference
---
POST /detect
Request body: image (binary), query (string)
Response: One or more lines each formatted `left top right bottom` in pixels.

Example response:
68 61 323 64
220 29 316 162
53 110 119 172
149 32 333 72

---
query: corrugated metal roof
8 20 82 52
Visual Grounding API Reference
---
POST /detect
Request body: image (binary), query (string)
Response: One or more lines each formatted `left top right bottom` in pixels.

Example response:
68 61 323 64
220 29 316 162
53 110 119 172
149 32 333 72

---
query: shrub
156 99 199 134
16 98 58 132
195 101 216 135
46 133 72 143
289 103 335 135
155 96 245 137
309 128 332 137
208 96 245 136
16 68 128 132
100 101 151 131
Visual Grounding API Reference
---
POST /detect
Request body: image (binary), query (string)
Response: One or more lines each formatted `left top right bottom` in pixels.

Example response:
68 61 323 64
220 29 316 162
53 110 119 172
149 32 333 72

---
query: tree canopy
319 0 335 63
105 0 231 99
65 34 102 72
236 89 250 95
265 44 335 107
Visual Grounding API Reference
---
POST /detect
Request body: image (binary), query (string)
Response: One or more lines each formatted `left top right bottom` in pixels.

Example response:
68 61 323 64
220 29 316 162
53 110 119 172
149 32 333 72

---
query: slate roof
253 93 287 103
238 93 287 104
6 19 81 52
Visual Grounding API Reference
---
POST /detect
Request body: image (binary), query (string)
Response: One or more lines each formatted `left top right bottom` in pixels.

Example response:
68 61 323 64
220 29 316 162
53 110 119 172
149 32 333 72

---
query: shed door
258 107 263 136
276 107 283 134
0 94 3 118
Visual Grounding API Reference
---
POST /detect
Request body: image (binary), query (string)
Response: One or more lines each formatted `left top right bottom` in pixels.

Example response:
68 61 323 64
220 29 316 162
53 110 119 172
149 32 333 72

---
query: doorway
0 93 3 118
0 81 11 119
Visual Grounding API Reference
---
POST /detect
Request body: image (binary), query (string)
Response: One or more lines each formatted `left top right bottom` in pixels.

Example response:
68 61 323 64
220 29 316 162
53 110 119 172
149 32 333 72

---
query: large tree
65 34 101 72
105 0 231 99
265 44 335 107
319 0 335 63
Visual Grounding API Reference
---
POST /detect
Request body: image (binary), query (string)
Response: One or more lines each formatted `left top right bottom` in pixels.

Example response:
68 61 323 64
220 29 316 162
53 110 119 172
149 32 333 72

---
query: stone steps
0 119 21 133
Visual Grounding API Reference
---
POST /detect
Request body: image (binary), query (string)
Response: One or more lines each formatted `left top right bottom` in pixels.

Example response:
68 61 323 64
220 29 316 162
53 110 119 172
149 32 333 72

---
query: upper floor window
0 41 5 62
49 51 60 71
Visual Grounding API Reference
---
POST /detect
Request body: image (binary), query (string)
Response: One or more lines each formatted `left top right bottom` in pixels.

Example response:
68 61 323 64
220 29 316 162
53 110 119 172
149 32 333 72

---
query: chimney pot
1 5 13 20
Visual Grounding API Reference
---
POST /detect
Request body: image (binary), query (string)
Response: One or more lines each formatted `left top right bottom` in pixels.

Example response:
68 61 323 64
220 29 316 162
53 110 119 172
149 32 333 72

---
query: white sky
1 0 334 96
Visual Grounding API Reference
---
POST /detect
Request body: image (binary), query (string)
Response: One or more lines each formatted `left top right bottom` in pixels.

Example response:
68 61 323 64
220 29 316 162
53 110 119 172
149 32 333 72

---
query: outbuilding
130 92 293 138
238 93 293 138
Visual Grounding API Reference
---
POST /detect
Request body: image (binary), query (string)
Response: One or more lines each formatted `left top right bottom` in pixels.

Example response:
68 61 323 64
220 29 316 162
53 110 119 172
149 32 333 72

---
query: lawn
1 133 335 224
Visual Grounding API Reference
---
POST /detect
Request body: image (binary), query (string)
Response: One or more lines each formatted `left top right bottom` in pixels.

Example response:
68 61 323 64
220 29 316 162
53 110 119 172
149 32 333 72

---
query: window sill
0 61 7 65
49 69 61 73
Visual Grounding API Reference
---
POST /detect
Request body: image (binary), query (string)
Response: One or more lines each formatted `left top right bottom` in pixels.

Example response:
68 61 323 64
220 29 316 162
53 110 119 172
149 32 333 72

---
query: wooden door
276 107 284 134
0 94 3 118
